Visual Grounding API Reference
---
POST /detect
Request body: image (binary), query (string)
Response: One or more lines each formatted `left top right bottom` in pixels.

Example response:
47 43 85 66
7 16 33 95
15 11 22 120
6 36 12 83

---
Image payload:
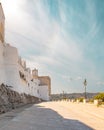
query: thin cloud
96 81 104 85
76 76 83 81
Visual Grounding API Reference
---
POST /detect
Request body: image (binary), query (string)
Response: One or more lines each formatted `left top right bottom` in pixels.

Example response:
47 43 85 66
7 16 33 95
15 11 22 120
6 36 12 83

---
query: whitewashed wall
38 85 49 101
0 43 50 100
4 44 21 92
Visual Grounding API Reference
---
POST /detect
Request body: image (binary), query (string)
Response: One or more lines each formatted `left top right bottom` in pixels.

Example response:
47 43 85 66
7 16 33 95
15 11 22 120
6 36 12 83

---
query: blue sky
1 0 104 93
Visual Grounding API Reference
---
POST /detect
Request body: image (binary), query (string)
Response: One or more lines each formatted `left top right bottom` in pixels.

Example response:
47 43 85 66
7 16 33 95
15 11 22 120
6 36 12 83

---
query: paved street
0 102 104 130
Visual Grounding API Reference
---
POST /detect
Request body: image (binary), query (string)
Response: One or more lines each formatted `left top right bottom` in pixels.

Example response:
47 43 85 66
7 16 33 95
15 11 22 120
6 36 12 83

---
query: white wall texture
4 44 21 92
39 85 49 101
0 42 50 100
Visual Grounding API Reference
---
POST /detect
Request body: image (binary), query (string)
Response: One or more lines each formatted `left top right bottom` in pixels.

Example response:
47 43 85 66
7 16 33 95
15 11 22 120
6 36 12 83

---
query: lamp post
83 79 87 99
62 91 64 100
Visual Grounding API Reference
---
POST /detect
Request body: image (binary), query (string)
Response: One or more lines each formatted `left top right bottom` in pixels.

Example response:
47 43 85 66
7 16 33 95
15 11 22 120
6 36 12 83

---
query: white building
0 3 50 101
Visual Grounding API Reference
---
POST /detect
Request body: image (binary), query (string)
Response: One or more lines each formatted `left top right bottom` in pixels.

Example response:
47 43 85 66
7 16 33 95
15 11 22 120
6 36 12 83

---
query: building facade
0 3 51 101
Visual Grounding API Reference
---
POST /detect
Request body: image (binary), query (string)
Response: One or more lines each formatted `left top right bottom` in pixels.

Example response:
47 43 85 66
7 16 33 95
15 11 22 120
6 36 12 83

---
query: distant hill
51 92 98 100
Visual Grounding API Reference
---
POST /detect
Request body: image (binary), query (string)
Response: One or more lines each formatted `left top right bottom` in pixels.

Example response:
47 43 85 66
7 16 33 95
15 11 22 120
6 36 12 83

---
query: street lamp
62 91 64 100
83 79 87 99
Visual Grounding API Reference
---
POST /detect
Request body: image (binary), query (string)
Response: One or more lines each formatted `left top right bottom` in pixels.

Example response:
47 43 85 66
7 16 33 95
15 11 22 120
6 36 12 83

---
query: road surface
0 102 104 130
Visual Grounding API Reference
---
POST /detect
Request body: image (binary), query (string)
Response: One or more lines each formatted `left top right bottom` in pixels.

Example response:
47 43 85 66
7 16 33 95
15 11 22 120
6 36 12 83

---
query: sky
1 0 104 94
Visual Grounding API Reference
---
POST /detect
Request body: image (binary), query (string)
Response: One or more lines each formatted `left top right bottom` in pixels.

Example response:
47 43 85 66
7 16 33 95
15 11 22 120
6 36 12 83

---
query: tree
94 93 104 102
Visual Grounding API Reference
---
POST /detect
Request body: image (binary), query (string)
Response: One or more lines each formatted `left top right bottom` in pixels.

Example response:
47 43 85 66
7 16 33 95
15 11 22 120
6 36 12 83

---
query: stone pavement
47 102 104 130
0 102 103 130
0 102 93 130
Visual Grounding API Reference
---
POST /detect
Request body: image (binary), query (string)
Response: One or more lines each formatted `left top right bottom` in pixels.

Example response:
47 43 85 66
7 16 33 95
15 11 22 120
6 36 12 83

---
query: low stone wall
0 84 40 114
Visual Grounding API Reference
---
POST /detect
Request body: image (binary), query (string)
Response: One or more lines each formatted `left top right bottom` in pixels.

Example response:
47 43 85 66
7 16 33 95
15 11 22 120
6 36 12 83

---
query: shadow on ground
0 103 94 130
0 104 33 128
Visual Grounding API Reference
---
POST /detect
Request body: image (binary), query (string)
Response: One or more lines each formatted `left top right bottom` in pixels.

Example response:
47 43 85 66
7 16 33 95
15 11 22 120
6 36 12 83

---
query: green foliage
94 93 104 102
78 97 84 102
89 98 94 103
